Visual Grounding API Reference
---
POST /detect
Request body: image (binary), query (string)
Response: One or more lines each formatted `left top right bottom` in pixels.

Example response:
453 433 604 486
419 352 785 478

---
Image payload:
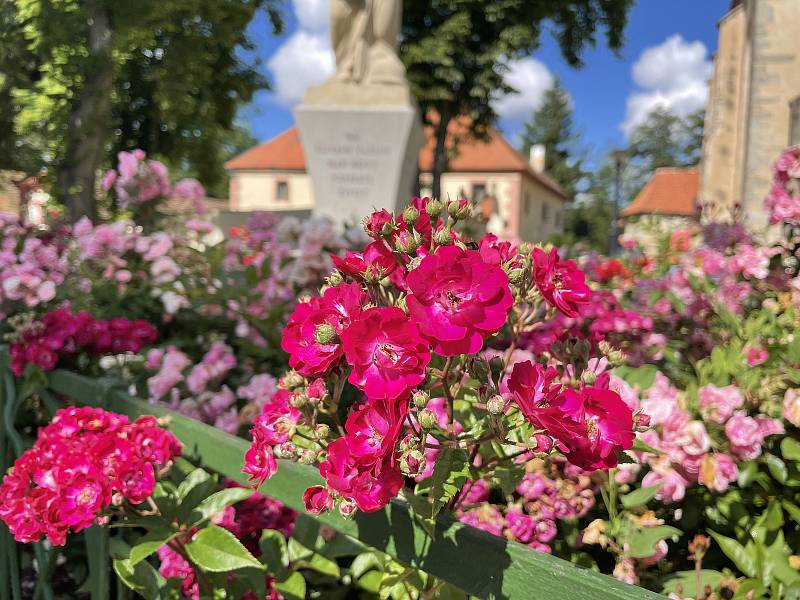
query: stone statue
304 0 412 105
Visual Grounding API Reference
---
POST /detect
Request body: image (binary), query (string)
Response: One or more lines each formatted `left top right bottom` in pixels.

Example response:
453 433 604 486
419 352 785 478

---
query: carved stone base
302 81 416 107
294 104 423 227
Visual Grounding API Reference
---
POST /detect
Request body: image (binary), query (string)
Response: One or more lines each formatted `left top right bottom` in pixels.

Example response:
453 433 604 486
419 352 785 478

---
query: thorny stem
441 356 455 439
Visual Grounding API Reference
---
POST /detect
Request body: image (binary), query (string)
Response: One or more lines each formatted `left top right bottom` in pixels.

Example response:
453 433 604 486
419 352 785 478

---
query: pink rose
341 306 430 400
784 389 800 428
406 245 513 355
725 411 764 460
281 282 367 377
745 344 768 366
698 453 738 493
531 247 591 317
699 384 743 424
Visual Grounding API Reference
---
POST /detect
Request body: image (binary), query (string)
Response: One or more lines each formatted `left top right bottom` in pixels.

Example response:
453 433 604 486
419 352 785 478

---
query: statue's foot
364 44 407 87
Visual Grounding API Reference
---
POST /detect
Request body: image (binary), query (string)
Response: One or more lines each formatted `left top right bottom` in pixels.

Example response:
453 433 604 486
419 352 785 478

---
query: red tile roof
621 167 700 218
226 123 566 199
224 128 306 171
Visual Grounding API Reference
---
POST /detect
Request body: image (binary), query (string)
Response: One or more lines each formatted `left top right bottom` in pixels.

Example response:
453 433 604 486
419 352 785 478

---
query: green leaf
631 438 659 454
260 530 289 573
428 447 471 516
620 484 662 509
176 468 212 503
662 570 724 597
298 552 341 578
708 530 757 578
782 500 800 524
782 437 800 462
129 526 179 566
189 487 252 526
785 581 800 600
291 514 321 549
737 461 758 488
765 454 788 484
614 365 657 391
175 469 217 523
113 558 165 600
350 552 386 579
403 488 437 533
274 572 306 600
626 525 680 558
185 525 264 572
494 467 523 497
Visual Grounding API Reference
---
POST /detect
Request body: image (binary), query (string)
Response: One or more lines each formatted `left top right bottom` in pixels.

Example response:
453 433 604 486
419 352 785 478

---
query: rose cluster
635 375 784 502
145 342 280 434
0 406 181 545
9 308 157 375
244 198 635 517
102 149 172 209
0 216 69 316
764 145 800 225
456 458 596 554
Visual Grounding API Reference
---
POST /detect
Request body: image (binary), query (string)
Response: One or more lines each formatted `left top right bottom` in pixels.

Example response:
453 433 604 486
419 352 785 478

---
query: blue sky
240 0 731 162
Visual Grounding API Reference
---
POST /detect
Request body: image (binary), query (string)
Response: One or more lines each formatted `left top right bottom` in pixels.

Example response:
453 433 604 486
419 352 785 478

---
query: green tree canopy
400 0 634 199
519 78 587 198
2 0 283 220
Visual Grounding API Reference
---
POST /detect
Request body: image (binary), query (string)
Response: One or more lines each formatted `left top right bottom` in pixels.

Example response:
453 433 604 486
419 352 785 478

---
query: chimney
529 144 546 173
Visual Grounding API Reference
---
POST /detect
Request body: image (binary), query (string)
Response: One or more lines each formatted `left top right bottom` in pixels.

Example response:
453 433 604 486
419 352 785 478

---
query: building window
275 180 288 201
541 202 550 222
524 192 531 215
555 210 562 227
472 183 486 202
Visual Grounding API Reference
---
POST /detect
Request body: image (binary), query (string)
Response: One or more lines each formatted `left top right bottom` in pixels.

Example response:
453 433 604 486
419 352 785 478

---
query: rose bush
5 146 800 598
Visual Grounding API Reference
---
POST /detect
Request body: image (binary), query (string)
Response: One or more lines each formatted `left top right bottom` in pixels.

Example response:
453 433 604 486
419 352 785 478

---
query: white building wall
230 171 314 211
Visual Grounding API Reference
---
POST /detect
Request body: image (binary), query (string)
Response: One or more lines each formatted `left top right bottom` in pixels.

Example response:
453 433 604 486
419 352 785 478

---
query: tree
400 0 634 198
0 2 39 174
519 78 586 198
5 0 283 221
625 105 705 193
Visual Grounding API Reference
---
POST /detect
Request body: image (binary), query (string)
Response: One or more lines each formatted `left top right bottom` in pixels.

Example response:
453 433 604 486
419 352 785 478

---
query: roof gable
621 167 700 218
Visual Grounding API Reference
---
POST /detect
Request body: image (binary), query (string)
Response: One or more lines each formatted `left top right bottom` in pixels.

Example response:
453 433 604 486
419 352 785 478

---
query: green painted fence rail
0 354 660 600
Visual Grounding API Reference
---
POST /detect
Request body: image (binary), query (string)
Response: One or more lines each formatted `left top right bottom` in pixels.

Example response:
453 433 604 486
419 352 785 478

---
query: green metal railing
0 352 659 599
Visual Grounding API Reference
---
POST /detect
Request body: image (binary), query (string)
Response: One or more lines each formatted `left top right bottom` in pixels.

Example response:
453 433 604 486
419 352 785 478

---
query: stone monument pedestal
295 103 423 227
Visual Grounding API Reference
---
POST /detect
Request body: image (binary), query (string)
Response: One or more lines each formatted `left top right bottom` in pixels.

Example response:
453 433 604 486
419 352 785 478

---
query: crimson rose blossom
406 245 513 356
508 363 634 470
281 282 367 376
316 398 408 512
331 240 399 282
531 247 591 317
340 306 431 400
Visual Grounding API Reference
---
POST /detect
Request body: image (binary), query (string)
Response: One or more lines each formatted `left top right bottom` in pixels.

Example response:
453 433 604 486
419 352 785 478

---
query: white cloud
493 58 554 121
267 0 334 107
293 0 329 33
621 34 712 136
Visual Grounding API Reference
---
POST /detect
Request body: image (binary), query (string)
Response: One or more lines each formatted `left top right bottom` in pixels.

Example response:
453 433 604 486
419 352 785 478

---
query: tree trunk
57 0 114 222
431 106 452 200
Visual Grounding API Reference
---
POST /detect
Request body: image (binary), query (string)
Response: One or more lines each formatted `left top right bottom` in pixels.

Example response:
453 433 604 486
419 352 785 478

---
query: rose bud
486 394 505 415
400 450 426 477
425 198 443 217
303 486 334 515
412 390 429 409
418 408 437 430
339 499 358 519
433 227 453 246
402 205 420 225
